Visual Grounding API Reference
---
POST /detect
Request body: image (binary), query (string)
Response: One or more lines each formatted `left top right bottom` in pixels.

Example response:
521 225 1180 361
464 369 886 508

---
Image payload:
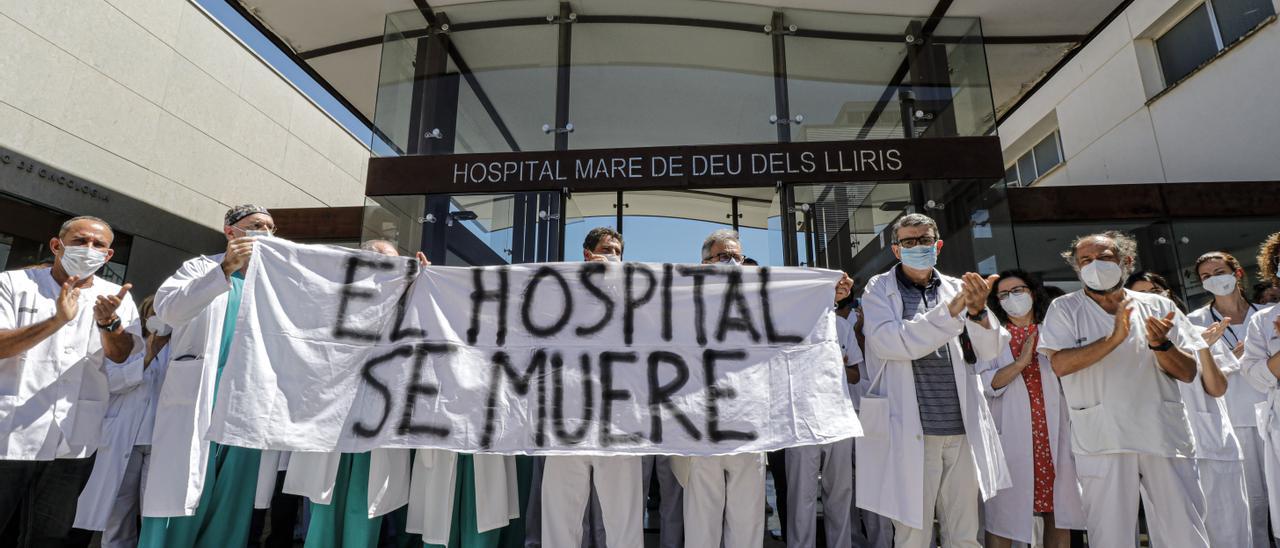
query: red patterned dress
1008 323 1055 513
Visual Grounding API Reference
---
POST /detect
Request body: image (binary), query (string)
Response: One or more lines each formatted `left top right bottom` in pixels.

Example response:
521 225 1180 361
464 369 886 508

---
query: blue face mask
899 244 938 270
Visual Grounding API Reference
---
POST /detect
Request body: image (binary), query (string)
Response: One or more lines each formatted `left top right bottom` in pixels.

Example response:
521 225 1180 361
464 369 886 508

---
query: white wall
0 0 369 229
998 0 1280 186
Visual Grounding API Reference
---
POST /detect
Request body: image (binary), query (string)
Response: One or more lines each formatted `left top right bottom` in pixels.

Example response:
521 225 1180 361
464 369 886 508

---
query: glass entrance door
563 188 783 265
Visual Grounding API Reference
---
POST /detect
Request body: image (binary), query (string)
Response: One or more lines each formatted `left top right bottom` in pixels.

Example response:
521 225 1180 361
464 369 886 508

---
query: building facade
0 0 370 295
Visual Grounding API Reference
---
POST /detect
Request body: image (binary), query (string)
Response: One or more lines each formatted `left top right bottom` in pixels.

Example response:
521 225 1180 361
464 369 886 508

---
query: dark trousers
249 470 303 548
766 450 788 539
0 456 96 548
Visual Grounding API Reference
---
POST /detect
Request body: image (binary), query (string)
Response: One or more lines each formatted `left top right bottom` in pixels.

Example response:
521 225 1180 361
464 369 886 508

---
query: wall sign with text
367 136 1003 195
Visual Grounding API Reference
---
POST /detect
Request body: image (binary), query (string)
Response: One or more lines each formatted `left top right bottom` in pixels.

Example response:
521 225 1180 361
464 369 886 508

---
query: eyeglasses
996 286 1030 300
707 251 744 264
233 221 277 235
895 236 937 248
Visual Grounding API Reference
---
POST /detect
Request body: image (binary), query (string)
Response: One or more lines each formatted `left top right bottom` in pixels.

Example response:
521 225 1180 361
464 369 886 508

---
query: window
1006 132 1063 186
1156 0 1275 86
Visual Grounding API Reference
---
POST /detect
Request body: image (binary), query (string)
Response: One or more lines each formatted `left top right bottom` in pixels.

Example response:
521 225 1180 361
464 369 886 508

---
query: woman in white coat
74 296 172 548
1187 251 1273 547
977 271 1085 548
137 206 288 547
1129 271 1253 547
1240 232 1280 543
855 213 1010 548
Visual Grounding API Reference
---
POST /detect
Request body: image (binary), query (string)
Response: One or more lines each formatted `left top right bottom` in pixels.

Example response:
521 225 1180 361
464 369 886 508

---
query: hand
585 252 609 263
221 237 256 278
415 251 431 267
1015 337 1036 368
93 283 132 325
835 273 853 303
1201 320 1228 347
1145 311 1176 346
1109 298 1133 343
54 276 81 324
961 273 999 315
1233 341 1246 359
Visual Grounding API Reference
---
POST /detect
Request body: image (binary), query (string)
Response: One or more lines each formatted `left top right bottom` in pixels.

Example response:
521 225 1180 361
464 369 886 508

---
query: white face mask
59 242 108 279
1202 273 1239 297
1080 260 1123 292
145 316 172 336
1000 292 1035 318
601 253 621 263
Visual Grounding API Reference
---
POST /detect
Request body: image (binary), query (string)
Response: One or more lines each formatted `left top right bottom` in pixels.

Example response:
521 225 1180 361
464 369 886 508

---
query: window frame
1005 131 1064 187
1153 0 1274 89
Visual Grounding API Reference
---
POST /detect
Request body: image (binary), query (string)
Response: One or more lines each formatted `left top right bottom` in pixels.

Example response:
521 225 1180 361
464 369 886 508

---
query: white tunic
1038 289 1205 457
1189 303 1266 427
0 268 141 460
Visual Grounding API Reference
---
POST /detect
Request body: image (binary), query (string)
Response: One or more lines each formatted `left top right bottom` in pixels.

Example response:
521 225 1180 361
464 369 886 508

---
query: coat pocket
157 357 204 407
1066 403 1117 455
858 395 891 438
69 399 108 448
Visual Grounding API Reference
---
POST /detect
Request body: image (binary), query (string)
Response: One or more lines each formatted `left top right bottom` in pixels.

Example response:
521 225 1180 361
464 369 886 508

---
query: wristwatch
966 309 988 322
97 316 121 332
1148 339 1173 352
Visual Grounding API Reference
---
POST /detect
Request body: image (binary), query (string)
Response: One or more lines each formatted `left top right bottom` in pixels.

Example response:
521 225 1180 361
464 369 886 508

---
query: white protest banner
208 238 861 456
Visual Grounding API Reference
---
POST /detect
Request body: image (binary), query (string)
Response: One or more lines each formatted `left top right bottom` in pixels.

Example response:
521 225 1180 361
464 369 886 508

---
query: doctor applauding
138 204 288 548
1038 231 1210 548
0 216 141 548
857 213 1009 548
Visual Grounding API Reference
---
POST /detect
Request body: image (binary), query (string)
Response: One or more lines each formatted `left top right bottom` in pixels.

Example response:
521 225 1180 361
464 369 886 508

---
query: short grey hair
701 229 741 261
890 213 938 243
59 216 113 240
1060 231 1139 273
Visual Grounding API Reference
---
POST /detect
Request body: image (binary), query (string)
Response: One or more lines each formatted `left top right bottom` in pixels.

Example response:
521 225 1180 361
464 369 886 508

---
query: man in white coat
139 205 290 546
1037 231 1210 547
674 229 853 548
538 227 645 548
856 213 1008 548
0 216 140 548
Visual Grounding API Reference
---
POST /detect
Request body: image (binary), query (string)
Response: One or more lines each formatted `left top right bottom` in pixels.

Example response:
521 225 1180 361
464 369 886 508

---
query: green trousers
305 452 383 548
137 443 261 548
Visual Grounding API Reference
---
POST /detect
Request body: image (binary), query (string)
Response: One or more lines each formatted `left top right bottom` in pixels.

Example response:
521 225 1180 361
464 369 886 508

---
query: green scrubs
304 452 383 548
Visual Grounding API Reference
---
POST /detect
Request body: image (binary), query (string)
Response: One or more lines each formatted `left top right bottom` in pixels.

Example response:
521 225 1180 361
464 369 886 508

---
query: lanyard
1210 302 1259 346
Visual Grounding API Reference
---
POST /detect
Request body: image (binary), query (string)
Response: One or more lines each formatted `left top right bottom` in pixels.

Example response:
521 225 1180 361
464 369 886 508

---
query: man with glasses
138 205 292 547
674 229 853 548
0 216 142 547
856 213 1009 548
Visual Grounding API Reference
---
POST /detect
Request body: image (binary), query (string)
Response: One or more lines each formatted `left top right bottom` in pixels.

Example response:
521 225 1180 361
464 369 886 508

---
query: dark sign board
367 136 1004 196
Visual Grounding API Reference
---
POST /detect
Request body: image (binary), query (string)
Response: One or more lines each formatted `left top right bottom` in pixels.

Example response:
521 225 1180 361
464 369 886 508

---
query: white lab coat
855 269 1010 530
74 345 169 531
406 450 520 545
976 339 1086 543
0 268 141 460
1241 304 1280 531
1188 304 1265 426
141 254 284 517
283 448 411 518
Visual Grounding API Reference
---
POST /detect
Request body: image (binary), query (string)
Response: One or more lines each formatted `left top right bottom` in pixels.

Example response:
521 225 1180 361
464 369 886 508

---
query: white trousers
641 455 683 548
541 455 643 548
1239 427 1275 547
891 435 981 548
103 446 149 548
1075 452 1209 548
1144 458 1249 548
786 440 854 548
682 453 765 548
